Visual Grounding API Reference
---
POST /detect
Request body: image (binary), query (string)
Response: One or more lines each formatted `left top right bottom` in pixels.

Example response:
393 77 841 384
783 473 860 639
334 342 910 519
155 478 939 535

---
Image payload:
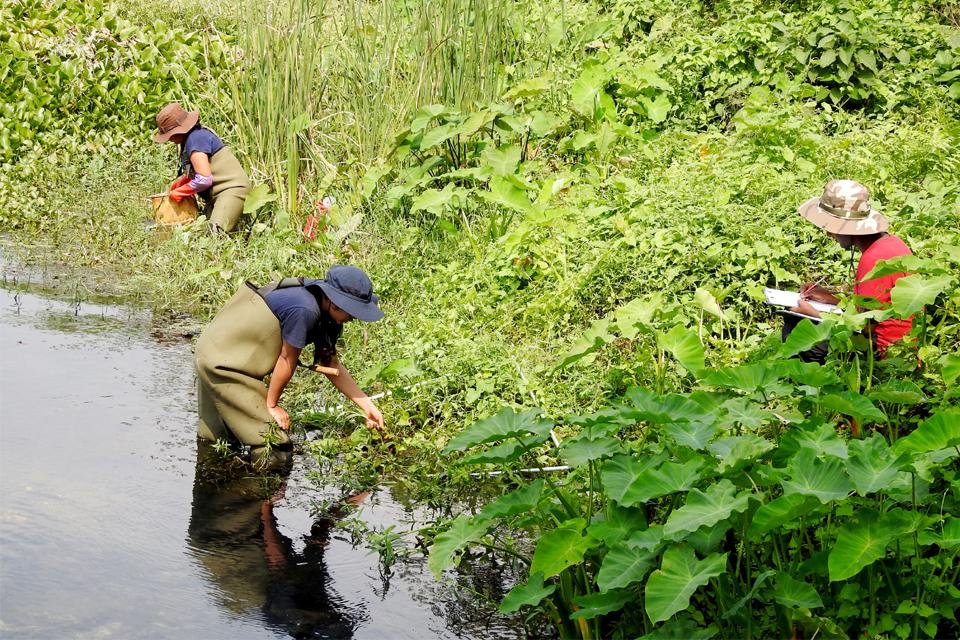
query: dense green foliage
3 0 959 636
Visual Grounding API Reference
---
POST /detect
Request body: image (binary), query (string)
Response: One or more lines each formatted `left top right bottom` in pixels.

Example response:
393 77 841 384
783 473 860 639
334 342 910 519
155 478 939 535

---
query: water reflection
187 443 366 639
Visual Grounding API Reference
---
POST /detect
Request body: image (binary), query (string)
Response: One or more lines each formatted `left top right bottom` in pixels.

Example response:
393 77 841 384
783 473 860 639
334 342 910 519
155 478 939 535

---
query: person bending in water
194 265 385 468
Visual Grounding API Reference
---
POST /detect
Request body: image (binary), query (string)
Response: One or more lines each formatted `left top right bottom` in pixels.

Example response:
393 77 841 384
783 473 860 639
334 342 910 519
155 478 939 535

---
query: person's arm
789 299 822 319
266 340 302 429
799 282 840 305
325 355 385 432
168 151 213 201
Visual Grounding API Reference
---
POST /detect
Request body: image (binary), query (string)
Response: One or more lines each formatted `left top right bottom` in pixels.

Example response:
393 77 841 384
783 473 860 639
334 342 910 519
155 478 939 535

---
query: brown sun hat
797 179 889 235
154 102 200 143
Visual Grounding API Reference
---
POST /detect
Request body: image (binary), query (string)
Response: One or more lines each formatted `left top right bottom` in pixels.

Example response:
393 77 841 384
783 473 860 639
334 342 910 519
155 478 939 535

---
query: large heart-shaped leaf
828 511 903 581
747 494 822 539
623 388 715 425
529 519 595 578
774 572 823 609
707 435 774 473
663 480 752 540
718 398 774 430
482 175 533 213
775 360 841 389
780 421 849 460
601 454 665 504
587 505 648 546
644 545 727 623
657 325 705 377
570 589 635 620
846 434 910 496
560 431 623 467
702 363 780 393
499 572 556 613
893 409 960 455
867 379 926 405
476 480 545 524
778 318 834 359
817 391 887 426
723 570 776 619
482 144 522 176
602 455 704 507
428 513 491 578
939 354 960 387
664 420 720 451
459 434 545 465
597 541 659 591
444 407 553 452
613 296 662 340
782 450 853 504
889 274 954 317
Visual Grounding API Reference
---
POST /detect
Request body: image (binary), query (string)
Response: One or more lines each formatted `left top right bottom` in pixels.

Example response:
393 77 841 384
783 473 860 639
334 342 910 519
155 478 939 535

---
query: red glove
170 174 191 191
169 183 197 202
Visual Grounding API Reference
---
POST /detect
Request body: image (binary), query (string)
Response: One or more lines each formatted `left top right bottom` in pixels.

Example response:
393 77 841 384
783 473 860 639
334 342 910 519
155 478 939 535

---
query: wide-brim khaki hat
154 102 199 143
798 179 889 235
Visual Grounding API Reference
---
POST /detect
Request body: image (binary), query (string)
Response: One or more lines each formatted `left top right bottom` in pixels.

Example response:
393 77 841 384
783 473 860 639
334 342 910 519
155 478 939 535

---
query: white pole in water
470 465 571 477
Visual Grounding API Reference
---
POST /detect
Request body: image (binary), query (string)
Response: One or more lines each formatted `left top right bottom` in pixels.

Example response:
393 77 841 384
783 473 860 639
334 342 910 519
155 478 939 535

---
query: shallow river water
0 273 522 639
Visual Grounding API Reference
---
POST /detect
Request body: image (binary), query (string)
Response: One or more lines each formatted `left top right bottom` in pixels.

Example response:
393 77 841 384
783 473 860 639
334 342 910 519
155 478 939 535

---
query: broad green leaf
860 255 952 280
601 454 665 504
774 572 823 609
702 363 780 393
817 391 887 426
428 513 490 578
571 59 611 118
658 325 706 377
482 175 532 213
637 617 718 639
482 144 521 176
664 420 720 451
640 93 672 123
570 589 634 620
419 122 459 149
663 480 752 540
477 480 545 524
782 450 853 504
939 354 960 387
778 318 834 359
707 435 774 472
867 379 926 405
597 542 658 590
587 505 648 545
781 422 849 460
775 360 841 389
529 519 595 578
719 398 774 430
602 455 704 507
847 434 910 496
854 49 877 72
557 318 613 369
693 288 724 319
444 407 553 452
889 274 955 317
560 431 622 467
499 573 556 613
503 73 553 100
748 494 822 539
622 388 715 425
459 433 544 465
410 185 454 215
410 104 447 132
644 545 728 623
828 512 897 581
242 183 277 214
613 296 661 340
894 409 960 454
918 517 960 549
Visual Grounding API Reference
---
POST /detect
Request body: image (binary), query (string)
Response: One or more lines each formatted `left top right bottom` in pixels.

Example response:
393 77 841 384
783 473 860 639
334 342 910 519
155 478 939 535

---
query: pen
800 276 827 300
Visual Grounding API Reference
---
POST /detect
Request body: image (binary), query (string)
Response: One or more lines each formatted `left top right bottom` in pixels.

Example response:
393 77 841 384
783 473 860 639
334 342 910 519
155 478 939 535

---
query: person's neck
854 232 887 252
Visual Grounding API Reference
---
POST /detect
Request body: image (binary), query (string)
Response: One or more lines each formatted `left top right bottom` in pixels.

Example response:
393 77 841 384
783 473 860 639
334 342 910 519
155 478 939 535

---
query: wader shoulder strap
245 277 306 299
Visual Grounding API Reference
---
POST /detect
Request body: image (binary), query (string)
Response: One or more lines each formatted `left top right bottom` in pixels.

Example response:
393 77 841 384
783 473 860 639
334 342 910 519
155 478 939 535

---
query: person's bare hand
790 299 822 319
365 405 385 433
267 405 291 430
800 283 838 304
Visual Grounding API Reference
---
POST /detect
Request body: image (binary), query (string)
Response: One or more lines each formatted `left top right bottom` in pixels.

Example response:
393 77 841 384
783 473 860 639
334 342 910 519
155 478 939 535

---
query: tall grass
210 0 525 224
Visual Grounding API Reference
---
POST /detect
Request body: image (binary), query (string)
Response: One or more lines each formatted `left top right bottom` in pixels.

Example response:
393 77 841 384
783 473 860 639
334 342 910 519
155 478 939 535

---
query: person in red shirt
785 179 913 358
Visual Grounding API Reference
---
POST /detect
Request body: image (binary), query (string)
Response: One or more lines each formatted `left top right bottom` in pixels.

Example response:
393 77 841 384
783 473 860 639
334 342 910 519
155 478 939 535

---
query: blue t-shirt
179 126 225 175
264 281 342 364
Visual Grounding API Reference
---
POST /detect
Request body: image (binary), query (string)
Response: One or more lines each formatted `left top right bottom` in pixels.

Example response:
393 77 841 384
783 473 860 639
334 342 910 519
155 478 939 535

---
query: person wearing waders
782 179 913 363
154 102 251 234
195 265 385 469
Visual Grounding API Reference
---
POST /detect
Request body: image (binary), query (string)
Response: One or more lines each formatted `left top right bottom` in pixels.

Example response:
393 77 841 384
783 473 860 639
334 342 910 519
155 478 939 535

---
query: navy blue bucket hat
318 265 383 322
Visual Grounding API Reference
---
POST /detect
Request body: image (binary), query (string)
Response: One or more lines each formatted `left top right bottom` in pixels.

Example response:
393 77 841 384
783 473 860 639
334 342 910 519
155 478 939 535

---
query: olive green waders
195 285 290 449
207 147 250 232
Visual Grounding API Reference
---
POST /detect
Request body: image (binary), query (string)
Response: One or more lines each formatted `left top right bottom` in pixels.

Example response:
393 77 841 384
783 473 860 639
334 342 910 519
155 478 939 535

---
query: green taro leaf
918 517 960 549
719 398 774 430
637 617 719 639
707 435 774 472
410 185 455 215
778 318 834 359
476 480 545 524
664 420 720 451
774 572 823 609
419 122 460 149
782 450 853 504
939 354 960 387
723 570 776 619
587 505 648 545
748 494 822 539
644 545 728 623
776 360 841 389
828 512 898 581
560 431 623 467
602 455 704 507
782 422 849 460
860 255 952 280
657 325 705 377
570 589 634 619
428 513 490 578
482 144 521 176
894 409 960 455
889 274 955 317
597 541 659 590
623 388 715 425
867 379 926 405
529 519 595 578
663 480 752 540
847 434 910 496
242 183 277 214
444 407 553 452
702 363 781 393
482 175 533 213
817 391 886 426
499 572 556 613
613 295 662 340
459 434 544 465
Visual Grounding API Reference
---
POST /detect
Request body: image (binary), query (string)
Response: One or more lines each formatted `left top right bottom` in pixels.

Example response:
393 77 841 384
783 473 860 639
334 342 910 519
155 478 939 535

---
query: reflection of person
154 102 251 234
195 265 385 468
187 442 363 638
783 179 913 361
